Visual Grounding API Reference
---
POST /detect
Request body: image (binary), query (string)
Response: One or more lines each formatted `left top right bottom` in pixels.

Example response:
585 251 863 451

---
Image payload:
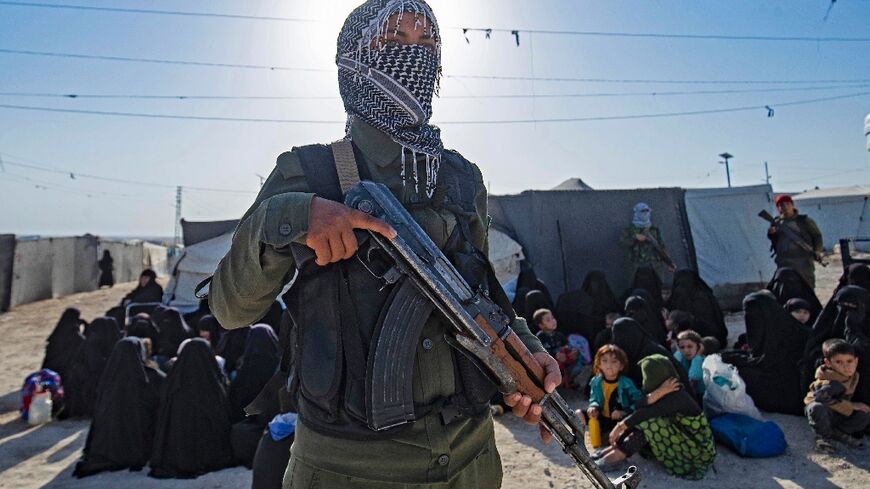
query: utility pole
174 186 183 247
764 161 771 186
719 152 733 188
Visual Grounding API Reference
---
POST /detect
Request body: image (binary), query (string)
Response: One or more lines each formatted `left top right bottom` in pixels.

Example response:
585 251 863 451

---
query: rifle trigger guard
355 240 403 288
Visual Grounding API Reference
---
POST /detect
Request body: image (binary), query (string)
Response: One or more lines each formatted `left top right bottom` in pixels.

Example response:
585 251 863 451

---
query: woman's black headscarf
149 338 234 478
627 266 663 309
126 314 160 346
154 307 193 357
610 317 689 390
228 325 280 423
196 314 224 348
62 317 122 418
556 271 621 339
522 289 554 332
766 267 822 321
122 269 164 305
624 292 667 345
73 337 164 477
217 326 251 374
42 307 86 376
720 291 810 415
666 269 728 345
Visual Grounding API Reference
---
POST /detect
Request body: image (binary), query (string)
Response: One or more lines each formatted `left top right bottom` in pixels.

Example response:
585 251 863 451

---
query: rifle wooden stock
473 314 546 400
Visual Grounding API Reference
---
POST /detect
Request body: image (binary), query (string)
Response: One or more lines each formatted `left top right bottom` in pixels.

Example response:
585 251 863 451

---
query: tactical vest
280 142 499 440
773 214 815 259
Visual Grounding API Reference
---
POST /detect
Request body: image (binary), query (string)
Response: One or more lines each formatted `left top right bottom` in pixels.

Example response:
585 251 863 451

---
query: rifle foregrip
473 315 547 401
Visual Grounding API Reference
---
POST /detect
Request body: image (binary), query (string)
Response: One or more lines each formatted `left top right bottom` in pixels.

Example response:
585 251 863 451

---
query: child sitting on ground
534 309 579 388
586 345 642 448
786 298 813 325
805 339 870 452
674 330 705 398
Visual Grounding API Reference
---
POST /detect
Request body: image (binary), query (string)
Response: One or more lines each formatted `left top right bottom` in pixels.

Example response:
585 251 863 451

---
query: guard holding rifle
766 194 824 288
621 202 677 283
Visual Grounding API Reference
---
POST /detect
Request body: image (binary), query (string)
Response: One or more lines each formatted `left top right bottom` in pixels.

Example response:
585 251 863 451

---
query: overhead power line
4 47 870 86
0 155 258 194
0 1 322 23
4 2 870 43
3 83 870 101
2 90 868 125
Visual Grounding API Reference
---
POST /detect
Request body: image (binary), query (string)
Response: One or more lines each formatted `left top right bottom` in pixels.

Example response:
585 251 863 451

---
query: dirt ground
0 257 868 489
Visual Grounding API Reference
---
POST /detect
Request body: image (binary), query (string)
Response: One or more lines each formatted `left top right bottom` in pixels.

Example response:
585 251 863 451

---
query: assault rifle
343 181 640 489
758 209 827 267
640 230 677 270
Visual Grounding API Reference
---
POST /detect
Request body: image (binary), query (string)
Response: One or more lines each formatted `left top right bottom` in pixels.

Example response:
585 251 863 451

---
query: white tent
684 185 776 306
164 232 233 311
793 185 870 252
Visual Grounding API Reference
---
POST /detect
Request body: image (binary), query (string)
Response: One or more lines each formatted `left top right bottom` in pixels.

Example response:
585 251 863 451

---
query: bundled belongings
721 291 809 415
709 413 787 458
20 369 64 422
73 338 165 477
702 354 763 421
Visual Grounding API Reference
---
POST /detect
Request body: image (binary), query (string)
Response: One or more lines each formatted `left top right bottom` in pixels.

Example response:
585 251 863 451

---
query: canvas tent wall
165 232 233 311
793 185 870 252
684 185 775 308
489 188 696 301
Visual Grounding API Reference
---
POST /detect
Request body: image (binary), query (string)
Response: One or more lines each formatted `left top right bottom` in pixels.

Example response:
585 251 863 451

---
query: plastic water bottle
28 391 52 425
588 416 602 448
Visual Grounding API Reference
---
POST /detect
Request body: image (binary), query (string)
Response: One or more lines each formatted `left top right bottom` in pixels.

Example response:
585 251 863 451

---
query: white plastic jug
28 391 52 425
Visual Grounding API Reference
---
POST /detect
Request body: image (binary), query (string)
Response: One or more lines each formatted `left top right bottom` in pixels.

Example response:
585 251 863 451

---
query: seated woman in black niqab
126 313 160 345
153 307 193 361
521 289 554 333
217 326 251 376
556 270 621 339
229 325 279 423
610 317 690 392
73 337 165 477
624 292 667 345
149 338 235 478
766 267 822 321
624 266 664 310
666 270 728 346
121 269 164 306
61 317 122 418
512 264 554 317
42 308 86 380
720 291 810 415
802 285 870 404
196 314 224 348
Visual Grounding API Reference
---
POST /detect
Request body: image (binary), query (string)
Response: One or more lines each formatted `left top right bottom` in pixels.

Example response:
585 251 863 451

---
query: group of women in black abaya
40 291 286 481
716 264 870 417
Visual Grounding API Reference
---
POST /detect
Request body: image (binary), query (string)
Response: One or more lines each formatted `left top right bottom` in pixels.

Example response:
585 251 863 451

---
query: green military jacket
209 118 545 484
620 224 666 265
770 213 823 259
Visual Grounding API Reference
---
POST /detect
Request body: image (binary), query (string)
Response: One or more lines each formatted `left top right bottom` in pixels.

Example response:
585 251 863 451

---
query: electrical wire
3 2 869 42
0 155 258 194
3 83 870 101
4 48 870 86
2 90 867 125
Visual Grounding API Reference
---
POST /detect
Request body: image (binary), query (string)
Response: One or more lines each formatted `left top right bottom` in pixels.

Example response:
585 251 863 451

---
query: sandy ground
0 258 868 489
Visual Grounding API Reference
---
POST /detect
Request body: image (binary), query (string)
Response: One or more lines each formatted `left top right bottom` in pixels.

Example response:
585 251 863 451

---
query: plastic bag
702 354 764 420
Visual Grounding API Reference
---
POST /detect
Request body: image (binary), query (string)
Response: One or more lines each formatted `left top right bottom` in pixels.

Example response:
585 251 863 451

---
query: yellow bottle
588 416 602 448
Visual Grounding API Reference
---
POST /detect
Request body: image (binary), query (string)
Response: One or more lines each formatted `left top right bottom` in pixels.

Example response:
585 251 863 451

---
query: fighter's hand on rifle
767 226 777 236
503 351 561 444
634 234 647 242
306 196 397 266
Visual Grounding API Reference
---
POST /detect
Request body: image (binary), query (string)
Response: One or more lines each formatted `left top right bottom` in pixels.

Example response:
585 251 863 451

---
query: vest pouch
294 265 344 422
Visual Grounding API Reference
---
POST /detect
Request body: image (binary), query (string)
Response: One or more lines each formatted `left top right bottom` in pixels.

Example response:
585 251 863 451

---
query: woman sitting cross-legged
590 354 716 480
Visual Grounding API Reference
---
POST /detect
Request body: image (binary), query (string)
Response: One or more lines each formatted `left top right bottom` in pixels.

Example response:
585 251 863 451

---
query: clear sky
1 0 869 237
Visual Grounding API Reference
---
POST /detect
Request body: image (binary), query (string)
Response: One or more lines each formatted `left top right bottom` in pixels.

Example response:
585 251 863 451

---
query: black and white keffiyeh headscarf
337 0 443 197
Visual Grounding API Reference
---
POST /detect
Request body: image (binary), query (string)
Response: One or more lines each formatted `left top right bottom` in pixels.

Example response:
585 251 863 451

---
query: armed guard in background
767 194 824 288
